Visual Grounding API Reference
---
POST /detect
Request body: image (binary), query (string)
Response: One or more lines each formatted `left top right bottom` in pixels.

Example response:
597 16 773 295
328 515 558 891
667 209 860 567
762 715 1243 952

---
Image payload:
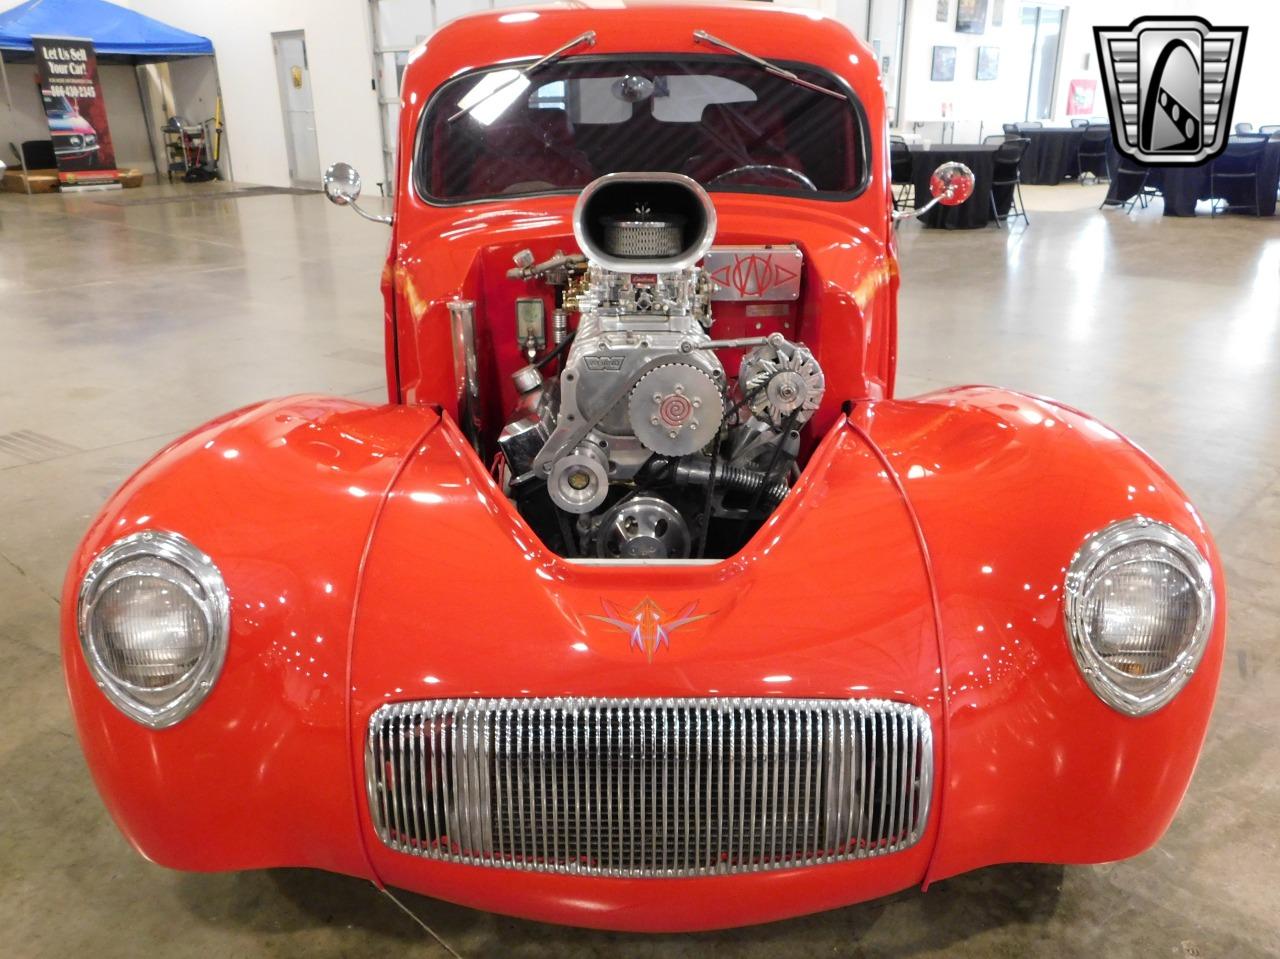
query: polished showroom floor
1 182 1277 958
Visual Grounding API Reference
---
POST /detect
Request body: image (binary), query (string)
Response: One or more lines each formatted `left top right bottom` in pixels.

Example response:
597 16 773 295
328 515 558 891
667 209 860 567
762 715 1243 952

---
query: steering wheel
707 164 818 191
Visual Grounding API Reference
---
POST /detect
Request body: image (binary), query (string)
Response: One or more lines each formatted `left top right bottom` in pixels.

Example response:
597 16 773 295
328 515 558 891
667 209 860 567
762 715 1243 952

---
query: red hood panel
349 415 940 711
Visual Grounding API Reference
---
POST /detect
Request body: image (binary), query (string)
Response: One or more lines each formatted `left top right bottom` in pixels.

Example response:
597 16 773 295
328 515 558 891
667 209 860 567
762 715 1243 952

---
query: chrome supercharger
500 173 825 560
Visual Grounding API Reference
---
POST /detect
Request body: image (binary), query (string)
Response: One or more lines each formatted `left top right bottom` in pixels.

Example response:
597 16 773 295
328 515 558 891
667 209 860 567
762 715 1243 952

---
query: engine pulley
596 496 691 559
548 443 610 514
629 363 724 457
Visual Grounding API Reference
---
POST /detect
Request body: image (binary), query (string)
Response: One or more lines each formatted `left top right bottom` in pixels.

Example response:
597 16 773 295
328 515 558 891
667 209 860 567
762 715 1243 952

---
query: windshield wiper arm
448 30 597 123
693 30 847 101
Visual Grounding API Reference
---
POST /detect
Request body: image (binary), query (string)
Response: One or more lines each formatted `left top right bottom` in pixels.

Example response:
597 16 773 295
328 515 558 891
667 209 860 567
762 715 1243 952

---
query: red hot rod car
63 1 1224 932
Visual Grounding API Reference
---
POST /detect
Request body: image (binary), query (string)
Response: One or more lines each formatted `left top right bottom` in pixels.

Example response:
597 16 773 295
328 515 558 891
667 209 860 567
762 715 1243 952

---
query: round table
1018 128 1087 185
1104 137 1280 216
910 143 1008 229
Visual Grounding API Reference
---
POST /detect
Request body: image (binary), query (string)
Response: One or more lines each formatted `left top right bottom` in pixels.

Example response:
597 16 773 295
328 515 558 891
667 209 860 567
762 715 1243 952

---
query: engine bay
483 173 826 561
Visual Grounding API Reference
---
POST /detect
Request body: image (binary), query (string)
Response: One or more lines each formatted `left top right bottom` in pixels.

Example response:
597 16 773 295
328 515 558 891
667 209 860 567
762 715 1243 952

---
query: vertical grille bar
367 699 933 876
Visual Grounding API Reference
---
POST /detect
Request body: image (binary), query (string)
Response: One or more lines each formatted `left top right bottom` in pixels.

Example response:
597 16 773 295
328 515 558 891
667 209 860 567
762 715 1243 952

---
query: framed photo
991 0 1004 27
976 46 1000 81
956 0 989 35
931 46 957 82
936 0 949 24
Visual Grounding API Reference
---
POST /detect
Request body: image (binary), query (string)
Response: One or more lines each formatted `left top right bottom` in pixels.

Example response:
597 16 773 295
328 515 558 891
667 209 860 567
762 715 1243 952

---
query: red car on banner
33 37 118 186
41 92 101 167
62 1 1224 932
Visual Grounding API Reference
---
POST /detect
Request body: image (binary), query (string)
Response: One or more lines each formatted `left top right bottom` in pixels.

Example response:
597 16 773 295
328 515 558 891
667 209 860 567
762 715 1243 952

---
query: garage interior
1 0 1278 956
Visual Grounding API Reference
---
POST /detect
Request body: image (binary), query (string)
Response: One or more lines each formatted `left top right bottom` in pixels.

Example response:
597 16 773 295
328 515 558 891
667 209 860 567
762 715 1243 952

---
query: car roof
404 2 874 101
446 0 839 23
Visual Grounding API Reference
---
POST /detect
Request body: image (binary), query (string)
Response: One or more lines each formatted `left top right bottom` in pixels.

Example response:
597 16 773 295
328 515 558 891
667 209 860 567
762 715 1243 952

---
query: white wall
1052 1 1280 129
898 1 1035 140
898 0 1280 136
123 0 384 189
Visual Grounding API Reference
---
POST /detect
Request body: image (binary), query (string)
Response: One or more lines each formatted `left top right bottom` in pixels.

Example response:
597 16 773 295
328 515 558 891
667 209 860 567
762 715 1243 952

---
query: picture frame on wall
992 0 1004 27
956 0 989 35
976 46 1000 80
931 46 957 82
936 0 949 24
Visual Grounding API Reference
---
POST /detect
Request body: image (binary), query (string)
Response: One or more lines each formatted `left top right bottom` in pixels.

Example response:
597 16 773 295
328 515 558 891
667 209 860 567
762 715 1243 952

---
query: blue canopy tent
0 0 224 190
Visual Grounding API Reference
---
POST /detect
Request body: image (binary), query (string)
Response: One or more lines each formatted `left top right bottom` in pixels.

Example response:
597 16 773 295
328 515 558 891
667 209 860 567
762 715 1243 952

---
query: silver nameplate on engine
705 246 802 302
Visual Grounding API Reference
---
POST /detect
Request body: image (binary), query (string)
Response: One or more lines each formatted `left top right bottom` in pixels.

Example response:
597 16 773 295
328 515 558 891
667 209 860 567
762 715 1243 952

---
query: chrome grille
365 698 932 877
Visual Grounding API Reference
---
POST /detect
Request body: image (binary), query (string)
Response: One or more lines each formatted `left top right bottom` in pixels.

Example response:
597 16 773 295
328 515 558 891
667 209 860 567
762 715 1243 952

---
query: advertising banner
32 36 120 189
1066 78 1097 117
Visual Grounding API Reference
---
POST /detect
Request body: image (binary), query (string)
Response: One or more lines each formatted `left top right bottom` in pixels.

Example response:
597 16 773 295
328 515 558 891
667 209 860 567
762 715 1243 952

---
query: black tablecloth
1019 128 1087 185
910 144 1009 229
1105 137 1280 216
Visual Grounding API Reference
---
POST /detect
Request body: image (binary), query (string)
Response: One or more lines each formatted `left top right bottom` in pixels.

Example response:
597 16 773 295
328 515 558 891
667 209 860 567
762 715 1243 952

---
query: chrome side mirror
929 161 976 206
892 161 976 221
323 161 361 205
323 162 392 225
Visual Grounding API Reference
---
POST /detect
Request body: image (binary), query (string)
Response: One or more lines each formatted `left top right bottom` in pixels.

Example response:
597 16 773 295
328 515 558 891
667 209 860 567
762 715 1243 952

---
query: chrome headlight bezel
77 530 230 728
1064 516 1214 716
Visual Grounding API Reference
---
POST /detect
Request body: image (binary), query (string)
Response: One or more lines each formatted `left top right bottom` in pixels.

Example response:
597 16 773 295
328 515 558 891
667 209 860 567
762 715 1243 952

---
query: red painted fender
850 386 1225 884
61 396 438 876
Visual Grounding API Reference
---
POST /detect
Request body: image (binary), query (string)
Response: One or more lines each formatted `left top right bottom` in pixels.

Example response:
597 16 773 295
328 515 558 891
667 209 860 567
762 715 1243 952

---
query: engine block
501 173 824 561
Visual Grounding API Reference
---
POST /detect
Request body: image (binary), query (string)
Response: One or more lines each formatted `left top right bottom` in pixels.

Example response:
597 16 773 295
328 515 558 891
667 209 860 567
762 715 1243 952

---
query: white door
273 30 322 188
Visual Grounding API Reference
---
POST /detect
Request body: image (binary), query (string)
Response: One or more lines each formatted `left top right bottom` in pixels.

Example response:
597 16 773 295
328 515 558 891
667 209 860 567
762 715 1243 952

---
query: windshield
41 93 74 115
417 57 864 202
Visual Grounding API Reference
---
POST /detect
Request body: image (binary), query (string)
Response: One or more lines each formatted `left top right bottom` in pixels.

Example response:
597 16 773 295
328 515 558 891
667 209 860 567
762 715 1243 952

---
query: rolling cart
162 116 216 182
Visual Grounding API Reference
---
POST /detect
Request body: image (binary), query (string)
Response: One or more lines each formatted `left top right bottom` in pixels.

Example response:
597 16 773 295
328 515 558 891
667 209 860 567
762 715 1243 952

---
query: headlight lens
78 531 229 728
1064 517 1214 715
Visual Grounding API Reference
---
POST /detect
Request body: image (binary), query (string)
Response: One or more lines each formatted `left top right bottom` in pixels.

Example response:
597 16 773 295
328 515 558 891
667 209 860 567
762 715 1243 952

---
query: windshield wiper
692 30 847 101
448 30 597 123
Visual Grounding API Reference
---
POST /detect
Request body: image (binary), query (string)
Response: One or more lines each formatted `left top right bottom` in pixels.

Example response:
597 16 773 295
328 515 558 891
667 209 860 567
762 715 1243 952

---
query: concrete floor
1 182 1277 957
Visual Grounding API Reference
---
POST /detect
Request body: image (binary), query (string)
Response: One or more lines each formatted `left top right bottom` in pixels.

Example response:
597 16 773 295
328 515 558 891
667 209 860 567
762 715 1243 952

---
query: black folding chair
1076 126 1111 183
15 139 56 169
1101 159 1157 211
1017 121 1044 130
1002 123 1018 136
990 137 1030 228
889 135 914 210
1211 138 1268 216
1070 118 1088 128
1235 122 1254 134
983 133 1012 144
1258 125 1280 136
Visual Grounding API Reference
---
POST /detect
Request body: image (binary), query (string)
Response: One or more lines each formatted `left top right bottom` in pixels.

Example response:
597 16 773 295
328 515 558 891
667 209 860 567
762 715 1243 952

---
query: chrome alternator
739 334 826 427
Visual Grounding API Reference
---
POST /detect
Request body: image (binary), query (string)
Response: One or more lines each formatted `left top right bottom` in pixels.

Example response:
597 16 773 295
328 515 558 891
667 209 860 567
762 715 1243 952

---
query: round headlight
78 531 229 728
1064 517 1214 715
